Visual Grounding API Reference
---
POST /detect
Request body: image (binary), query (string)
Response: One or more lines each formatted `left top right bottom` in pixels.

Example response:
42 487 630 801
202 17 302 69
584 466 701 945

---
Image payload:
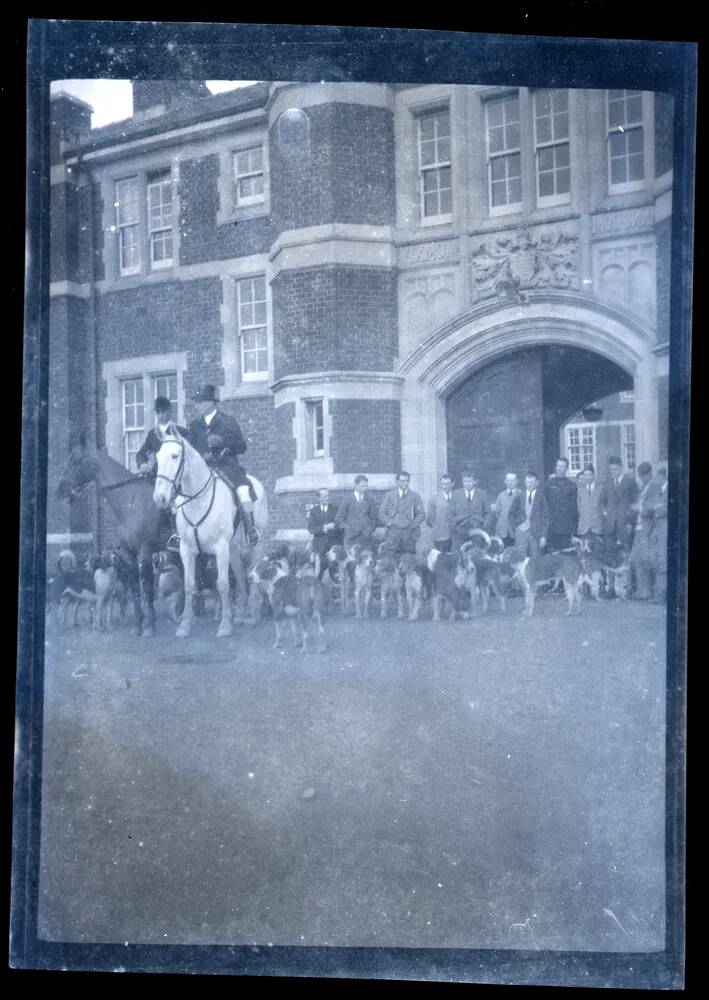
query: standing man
509 471 549 557
307 488 341 578
544 457 579 552
188 384 260 545
379 471 426 556
450 470 490 551
335 475 379 550
492 472 522 548
136 396 187 474
601 455 638 544
651 466 668 603
576 464 604 541
629 462 661 600
426 473 456 552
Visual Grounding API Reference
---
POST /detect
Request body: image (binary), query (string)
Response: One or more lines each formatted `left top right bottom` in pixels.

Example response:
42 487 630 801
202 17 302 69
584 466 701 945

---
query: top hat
192 384 218 402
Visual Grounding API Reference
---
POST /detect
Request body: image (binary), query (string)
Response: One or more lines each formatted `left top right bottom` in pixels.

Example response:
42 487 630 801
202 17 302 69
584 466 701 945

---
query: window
622 423 636 471
485 94 522 213
534 90 570 205
115 177 141 275
147 173 174 269
153 373 178 409
233 145 265 207
418 109 452 224
566 425 596 474
122 377 145 469
306 399 325 458
237 276 269 380
607 90 645 192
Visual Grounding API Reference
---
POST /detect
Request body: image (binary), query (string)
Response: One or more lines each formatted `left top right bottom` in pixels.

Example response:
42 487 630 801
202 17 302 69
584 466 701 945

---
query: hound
375 551 405 619
460 541 507 614
427 548 471 622
249 556 326 653
326 544 355 613
397 552 427 621
505 549 582 618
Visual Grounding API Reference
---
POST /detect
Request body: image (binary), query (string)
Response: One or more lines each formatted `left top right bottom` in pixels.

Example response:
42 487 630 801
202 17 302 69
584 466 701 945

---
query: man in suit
426 473 455 552
379 471 426 555
335 475 379 549
188 383 260 545
629 462 661 600
307 488 341 578
493 472 522 548
450 470 490 551
576 464 604 541
650 466 668 603
136 396 188 474
509 471 549 557
544 457 579 552
600 455 638 544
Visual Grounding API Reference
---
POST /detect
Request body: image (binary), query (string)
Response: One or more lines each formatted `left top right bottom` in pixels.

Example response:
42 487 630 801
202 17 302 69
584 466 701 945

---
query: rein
155 439 218 551
101 474 151 492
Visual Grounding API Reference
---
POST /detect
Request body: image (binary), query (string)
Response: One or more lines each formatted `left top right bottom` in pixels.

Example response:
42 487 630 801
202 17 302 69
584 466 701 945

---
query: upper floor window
233 145 265 207
305 399 325 458
115 170 174 277
485 94 522 214
147 173 174 269
607 89 645 192
237 276 269 381
116 177 141 275
534 89 571 206
417 109 452 225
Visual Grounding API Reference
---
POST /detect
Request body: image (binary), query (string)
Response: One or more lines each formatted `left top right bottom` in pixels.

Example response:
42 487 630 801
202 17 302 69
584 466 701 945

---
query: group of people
307 457 669 603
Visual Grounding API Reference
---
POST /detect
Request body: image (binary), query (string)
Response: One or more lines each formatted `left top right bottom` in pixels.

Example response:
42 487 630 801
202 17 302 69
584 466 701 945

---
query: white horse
152 423 268 638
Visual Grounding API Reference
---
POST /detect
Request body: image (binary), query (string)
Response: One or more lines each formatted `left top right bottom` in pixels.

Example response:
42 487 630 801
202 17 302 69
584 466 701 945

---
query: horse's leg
138 544 156 637
215 538 233 638
177 543 196 638
126 557 143 635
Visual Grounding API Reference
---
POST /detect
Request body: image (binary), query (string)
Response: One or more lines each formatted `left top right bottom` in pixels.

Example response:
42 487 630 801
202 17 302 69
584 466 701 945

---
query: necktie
528 492 532 506
467 492 471 502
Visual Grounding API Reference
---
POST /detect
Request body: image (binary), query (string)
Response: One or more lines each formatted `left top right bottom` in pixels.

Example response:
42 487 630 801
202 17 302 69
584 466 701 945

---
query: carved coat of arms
470 225 580 303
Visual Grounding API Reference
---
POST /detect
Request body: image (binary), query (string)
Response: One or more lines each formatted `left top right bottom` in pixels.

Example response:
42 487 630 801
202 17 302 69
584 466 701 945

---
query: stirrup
166 534 181 552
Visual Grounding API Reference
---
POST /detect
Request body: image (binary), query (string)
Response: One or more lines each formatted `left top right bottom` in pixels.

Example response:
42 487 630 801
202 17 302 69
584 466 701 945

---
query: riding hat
193 384 218 402
154 395 172 413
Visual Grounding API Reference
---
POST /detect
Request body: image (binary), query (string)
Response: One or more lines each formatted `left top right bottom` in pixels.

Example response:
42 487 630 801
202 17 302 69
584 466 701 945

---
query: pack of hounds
47 530 630 654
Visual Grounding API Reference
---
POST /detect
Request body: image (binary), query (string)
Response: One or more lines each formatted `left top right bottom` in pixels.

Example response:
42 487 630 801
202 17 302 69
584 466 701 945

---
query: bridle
154 438 217 544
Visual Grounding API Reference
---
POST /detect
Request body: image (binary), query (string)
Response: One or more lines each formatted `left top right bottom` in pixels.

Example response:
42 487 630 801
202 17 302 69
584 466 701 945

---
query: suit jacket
600 473 638 540
307 503 340 554
450 487 490 546
379 489 425 531
494 487 522 539
335 493 379 543
509 488 550 541
544 475 580 536
577 482 605 535
635 479 662 530
135 424 188 469
188 409 247 463
426 492 455 541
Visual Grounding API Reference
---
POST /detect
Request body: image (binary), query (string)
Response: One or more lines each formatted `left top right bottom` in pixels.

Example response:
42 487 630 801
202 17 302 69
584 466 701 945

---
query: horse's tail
247 475 269 532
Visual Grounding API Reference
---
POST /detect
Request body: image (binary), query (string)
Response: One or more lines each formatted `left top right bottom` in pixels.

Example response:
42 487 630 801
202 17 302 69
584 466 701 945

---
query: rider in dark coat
136 396 187 472
187 384 260 544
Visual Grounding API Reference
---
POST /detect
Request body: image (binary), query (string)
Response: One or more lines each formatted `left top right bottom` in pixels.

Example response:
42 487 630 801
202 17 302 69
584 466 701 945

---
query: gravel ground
38 594 667 952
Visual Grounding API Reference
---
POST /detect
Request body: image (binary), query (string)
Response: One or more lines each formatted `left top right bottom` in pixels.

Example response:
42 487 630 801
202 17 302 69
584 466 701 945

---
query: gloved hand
204 453 216 467
207 433 223 449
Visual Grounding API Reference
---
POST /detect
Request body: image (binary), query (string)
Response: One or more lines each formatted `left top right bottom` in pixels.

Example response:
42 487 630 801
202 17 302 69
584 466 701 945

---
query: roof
64 81 271 155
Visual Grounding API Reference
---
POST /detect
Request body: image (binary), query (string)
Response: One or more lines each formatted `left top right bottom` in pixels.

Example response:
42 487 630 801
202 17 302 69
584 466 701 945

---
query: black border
12 17 694 987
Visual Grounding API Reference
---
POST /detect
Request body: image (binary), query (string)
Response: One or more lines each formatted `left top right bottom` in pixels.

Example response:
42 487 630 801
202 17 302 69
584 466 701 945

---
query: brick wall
270 102 395 232
655 216 672 344
178 155 277 263
272 265 397 377
330 399 401 474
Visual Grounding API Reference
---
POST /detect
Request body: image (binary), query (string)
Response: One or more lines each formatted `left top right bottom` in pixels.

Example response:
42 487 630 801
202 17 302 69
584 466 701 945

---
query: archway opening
445 345 633 491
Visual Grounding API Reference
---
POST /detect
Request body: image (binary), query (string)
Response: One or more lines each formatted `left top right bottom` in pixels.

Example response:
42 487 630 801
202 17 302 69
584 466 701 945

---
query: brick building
47 80 673 554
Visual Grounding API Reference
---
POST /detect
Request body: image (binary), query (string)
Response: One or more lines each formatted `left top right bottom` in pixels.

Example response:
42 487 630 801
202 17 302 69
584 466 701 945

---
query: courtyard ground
37 594 667 953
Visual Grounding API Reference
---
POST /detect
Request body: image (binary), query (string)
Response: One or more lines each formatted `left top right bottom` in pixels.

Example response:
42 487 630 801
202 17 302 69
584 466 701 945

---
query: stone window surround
102 352 188 467
605 90 655 196
216 126 271 226
219 258 274 399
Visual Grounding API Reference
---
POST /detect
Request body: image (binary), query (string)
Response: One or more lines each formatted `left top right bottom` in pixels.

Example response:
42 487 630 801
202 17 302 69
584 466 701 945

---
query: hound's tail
468 529 491 549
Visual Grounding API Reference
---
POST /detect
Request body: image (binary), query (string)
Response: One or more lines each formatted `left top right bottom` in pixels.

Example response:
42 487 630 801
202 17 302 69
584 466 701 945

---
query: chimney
50 91 93 164
132 80 210 121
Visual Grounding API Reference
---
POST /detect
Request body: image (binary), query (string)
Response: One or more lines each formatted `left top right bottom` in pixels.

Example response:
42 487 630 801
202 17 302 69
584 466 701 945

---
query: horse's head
153 423 185 509
56 437 97 500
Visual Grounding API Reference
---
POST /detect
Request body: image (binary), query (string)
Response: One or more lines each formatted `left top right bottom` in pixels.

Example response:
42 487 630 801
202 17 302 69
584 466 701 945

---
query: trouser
629 527 654 598
502 535 516 549
380 526 418 555
343 531 373 551
547 532 572 552
432 538 451 553
515 528 542 558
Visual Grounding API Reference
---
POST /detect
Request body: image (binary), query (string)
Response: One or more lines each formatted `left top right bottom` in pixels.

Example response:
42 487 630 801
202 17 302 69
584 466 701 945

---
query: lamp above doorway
582 402 604 422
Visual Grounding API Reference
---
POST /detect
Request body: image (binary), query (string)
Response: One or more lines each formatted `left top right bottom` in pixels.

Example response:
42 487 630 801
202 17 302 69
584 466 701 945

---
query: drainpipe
76 153 101 555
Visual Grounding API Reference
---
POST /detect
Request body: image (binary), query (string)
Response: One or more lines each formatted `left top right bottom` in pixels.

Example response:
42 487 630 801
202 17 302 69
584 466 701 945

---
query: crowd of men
307 458 669 603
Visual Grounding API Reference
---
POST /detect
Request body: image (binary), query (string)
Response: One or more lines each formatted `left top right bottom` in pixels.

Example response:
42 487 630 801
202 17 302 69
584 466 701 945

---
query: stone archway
397 291 659 497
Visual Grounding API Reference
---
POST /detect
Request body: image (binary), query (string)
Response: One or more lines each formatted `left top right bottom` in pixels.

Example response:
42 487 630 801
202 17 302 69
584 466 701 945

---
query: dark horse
56 440 163 636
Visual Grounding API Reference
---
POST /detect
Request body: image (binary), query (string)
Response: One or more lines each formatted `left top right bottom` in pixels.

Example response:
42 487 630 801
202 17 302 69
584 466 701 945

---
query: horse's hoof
317 643 326 654
130 626 142 637
217 625 233 638
176 623 191 638
141 626 155 638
